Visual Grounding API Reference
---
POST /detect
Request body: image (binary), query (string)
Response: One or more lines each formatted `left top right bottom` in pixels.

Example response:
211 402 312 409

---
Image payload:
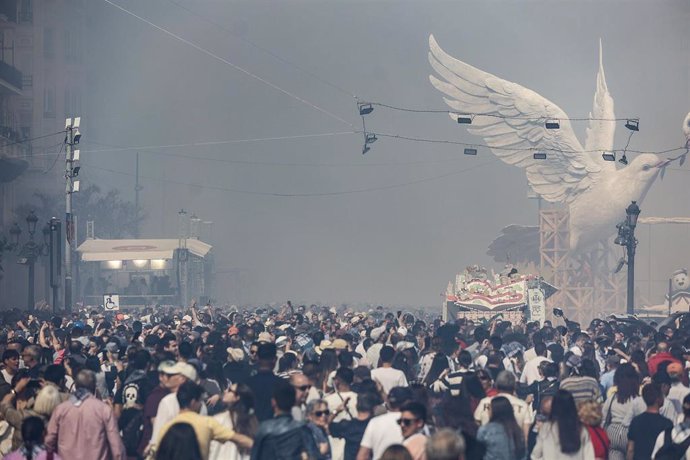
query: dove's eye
642 164 651 171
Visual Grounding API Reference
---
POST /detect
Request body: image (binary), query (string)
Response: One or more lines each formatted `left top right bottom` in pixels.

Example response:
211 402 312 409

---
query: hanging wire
0 131 64 149
364 101 637 122
101 0 356 128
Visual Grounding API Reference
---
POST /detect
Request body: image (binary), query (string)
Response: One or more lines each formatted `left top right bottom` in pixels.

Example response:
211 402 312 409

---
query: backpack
119 407 145 458
654 428 690 460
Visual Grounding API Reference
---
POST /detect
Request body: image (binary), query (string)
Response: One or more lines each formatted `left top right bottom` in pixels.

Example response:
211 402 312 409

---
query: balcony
0 60 22 95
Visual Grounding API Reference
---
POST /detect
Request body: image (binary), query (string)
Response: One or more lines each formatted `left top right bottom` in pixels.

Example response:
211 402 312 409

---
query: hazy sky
78 0 689 306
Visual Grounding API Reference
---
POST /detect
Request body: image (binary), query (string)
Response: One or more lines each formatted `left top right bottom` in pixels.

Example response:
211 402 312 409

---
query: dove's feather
429 34 608 204
584 40 617 157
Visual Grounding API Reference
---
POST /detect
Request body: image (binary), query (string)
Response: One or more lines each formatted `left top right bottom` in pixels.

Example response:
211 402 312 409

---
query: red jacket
647 352 681 376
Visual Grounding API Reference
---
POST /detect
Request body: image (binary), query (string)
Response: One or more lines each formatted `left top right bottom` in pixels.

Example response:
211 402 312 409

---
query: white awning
77 238 212 262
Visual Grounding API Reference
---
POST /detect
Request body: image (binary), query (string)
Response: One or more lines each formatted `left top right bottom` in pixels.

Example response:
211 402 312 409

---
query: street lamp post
8 211 50 312
615 201 641 315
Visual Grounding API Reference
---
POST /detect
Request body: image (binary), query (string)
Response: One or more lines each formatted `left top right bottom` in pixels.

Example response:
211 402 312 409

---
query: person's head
614 363 640 403
550 390 582 454
257 343 277 369
43 364 66 388
398 401 426 439
2 349 19 372
494 370 516 394
379 346 395 365
334 367 353 391
574 332 588 349
20 417 45 453
534 342 547 358
306 399 330 428
161 362 197 392
425 428 466 460
476 369 493 392
380 444 413 460
356 392 377 415
290 372 311 405
248 342 259 363
176 380 204 413
577 400 603 427
642 382 664 409
74 369 96 394
387 386 413 411
33 384 62 418
163 336 179 356
653 371 672 396
156 422 203 460
21 345 40 368
271 379 296 415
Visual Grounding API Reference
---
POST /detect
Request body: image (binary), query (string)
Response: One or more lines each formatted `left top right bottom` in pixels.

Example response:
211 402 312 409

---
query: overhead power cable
82 159 496 197
163 0 358 99
366 101 637 122
0 131 64 149
101 0 355 128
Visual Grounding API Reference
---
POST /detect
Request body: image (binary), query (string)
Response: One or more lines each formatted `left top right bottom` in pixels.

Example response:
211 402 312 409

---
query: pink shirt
45 395 126 460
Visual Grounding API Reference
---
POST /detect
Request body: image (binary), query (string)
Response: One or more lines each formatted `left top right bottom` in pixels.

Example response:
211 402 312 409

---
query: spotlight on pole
533 152 547 160
463 148 477 156
358 103 373 116
602 151 616 162
614 257 626 274
625 119 639 132
545 119 560 130
365 133 377 144
456 114 473 124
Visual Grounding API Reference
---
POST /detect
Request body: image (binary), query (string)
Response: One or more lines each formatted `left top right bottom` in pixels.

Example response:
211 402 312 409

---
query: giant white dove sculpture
429 35 682 252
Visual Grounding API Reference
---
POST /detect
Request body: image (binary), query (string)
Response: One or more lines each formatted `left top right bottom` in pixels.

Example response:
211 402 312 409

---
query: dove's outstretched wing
429 34 608 203
584 40 616 153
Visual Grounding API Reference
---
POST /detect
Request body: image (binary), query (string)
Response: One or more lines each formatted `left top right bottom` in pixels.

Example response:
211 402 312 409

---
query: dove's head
683 112 690 148
623 153 671 201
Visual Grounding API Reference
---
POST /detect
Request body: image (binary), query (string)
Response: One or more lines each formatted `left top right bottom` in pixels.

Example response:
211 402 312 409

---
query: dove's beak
656 158 672 168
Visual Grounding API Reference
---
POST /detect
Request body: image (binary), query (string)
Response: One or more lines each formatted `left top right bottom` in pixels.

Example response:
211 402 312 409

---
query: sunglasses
397 418 418 427
313 410 330 417
294 385 311 391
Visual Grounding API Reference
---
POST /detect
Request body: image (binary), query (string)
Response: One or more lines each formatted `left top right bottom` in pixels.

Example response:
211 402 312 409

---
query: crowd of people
0 302 688 460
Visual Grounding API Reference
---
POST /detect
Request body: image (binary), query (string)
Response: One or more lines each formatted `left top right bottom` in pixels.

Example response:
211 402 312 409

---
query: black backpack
654 428 690 460
119 407 145 458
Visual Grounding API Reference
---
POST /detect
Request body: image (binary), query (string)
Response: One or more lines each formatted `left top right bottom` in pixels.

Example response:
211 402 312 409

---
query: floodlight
72 166 81 176
65 118 72 129
72 149 80 161
602 152 616 162
72 180 80 192
362 145 370 155
456 115 473 124
533 152 547 160
358 103 373 116
73 128 81 144
625 119 639 132
545 119 560 130
618 154 628 166
463 148 477 156
614 257 626 273
365 133 378 144
72 117 81 128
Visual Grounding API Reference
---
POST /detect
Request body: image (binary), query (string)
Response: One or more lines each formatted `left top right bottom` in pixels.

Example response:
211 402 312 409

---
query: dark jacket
250 413 319 460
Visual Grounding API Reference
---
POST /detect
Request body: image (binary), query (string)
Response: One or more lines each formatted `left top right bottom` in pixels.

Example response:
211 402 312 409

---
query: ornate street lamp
615 201 641 315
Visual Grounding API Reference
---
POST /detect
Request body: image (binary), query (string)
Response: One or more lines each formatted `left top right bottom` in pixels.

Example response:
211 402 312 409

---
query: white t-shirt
360 411 403 459
474 392 533 428
150 391 207 447
520 356 551 385
1 369 13 385
324 391 358 460
371 367 408 395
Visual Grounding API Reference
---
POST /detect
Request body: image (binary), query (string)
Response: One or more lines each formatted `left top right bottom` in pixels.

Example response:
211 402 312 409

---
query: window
43 28 54 58
64 87 81 117
64 30 81 64
43 87 55 118
19 0 33 24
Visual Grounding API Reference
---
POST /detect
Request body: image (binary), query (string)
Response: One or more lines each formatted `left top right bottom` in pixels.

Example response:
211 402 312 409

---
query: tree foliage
14 182 145 241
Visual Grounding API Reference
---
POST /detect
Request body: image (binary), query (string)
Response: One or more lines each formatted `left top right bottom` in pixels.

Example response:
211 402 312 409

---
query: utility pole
134 152 142 237
64 117 82 313
615 201 641 315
